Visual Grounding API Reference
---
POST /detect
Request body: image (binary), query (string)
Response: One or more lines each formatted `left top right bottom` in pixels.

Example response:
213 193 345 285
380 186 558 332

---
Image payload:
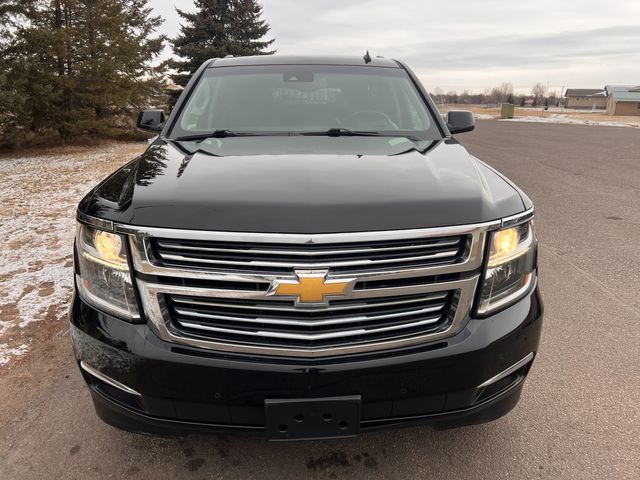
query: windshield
170 65 441 140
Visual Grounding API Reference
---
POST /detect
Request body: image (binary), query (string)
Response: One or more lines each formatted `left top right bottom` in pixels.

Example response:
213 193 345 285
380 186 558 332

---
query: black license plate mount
265 395 361 441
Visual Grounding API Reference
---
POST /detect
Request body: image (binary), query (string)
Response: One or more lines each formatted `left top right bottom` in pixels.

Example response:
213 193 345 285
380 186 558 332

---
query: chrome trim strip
501 207 535 228
138 276 475 302
169 291 450 313
80 361 142 396
116 221 501 242
178 315 443 341
173 303 446 327
76 212 114 232
155 237 463 256
156 248 459 269
477 352 534 389
136 276 478 357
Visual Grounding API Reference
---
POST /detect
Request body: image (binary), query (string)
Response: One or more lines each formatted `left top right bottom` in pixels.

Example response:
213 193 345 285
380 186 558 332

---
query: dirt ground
0 142 147 368
0 124 639 479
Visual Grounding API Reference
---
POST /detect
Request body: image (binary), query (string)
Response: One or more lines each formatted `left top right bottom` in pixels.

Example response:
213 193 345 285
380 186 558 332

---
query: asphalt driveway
1 121 638 479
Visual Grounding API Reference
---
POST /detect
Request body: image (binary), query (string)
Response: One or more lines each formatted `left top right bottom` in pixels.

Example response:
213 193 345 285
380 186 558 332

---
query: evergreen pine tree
170 0 275 88
1 0 166 143
0 1 33 145
69 0 167 136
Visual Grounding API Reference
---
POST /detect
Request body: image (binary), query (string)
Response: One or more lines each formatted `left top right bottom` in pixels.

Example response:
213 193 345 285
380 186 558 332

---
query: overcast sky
150 0 640 94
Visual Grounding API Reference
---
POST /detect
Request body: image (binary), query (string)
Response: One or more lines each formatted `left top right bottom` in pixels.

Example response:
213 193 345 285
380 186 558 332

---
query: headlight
477 219 537 315
75 223 140 320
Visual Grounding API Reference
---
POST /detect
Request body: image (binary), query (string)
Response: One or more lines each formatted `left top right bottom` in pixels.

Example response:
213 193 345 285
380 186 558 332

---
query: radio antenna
363 50 372 64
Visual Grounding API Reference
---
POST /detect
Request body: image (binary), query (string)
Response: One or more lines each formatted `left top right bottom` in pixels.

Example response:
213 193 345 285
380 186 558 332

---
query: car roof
208 55 401 69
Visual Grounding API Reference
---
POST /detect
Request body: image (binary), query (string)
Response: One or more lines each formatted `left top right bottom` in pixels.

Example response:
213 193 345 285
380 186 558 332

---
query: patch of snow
0 144 141 367
545 107 606 114
500 114 640 128
0 343 29 366
474 113 496 120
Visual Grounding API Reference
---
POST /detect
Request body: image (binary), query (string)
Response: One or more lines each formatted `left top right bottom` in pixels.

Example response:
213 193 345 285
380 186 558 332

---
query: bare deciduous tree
531 83 548 106
433 87 444 105
498 82 514 102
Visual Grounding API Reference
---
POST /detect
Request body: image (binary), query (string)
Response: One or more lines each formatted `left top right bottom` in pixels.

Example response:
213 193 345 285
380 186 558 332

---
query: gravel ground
0 123 638 479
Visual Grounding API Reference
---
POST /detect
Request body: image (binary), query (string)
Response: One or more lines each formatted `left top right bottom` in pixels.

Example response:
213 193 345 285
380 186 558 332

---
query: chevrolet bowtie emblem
268 271 356 307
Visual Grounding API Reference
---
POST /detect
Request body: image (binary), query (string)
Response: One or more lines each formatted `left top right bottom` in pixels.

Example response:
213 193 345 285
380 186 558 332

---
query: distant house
605 85 640 116
564 88 607 109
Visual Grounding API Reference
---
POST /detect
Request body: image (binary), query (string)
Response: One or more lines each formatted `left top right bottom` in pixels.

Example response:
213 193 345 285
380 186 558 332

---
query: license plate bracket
265 395 361 441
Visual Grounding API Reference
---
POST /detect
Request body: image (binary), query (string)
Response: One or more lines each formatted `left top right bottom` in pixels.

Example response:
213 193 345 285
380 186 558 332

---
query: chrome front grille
149 235 469 273
165 291 453 348
122 223 497 357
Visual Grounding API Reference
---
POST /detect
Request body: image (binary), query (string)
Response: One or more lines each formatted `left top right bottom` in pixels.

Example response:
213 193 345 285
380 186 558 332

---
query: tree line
430 82 559 107
1 1 564 148
0 0 273 147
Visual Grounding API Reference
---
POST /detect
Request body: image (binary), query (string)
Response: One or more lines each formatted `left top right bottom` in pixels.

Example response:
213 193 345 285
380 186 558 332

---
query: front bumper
70 286 543 437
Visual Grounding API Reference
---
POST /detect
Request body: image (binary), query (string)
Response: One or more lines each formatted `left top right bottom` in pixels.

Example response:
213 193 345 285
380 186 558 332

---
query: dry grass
438 103 640 124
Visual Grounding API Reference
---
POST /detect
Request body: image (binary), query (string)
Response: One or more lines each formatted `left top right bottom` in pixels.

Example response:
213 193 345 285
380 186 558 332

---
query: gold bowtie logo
269 271 356 306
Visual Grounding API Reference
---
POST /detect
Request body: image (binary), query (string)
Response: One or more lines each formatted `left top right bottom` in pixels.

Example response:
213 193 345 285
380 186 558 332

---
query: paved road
1 122 639 479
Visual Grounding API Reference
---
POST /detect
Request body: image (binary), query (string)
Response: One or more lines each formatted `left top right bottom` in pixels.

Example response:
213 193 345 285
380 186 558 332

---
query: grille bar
166 288 452 348
149 234 469 274
155 238 462 257
170 291 449 313
173 303 446 328
157 249 460 269
178 316 444 342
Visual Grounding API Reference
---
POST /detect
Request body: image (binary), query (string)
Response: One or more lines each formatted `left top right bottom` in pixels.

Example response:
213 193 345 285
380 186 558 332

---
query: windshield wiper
302 128 379 137
173 128 423 142
302 128 422 141
172 130 259 142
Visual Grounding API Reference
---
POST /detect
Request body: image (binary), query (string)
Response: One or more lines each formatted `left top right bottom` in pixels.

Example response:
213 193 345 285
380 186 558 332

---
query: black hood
80 136 526 233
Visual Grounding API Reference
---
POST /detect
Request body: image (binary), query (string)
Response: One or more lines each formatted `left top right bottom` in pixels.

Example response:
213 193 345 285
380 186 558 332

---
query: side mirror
446 110 475 134
136 110 166 133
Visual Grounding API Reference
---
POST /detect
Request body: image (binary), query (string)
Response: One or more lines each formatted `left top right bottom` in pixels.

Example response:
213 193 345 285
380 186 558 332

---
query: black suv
71 55 542 440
